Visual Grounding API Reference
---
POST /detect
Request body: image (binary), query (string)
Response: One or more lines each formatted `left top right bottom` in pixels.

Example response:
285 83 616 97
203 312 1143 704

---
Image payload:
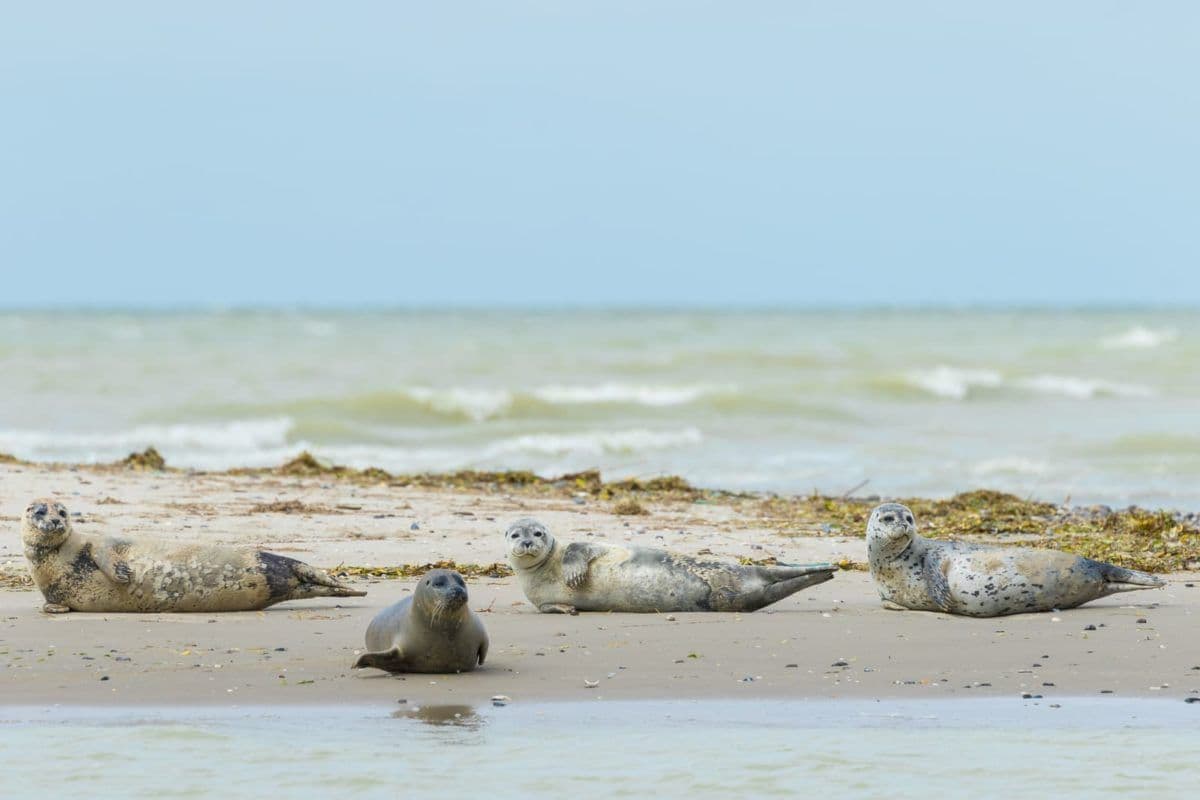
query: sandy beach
1 460 1196 707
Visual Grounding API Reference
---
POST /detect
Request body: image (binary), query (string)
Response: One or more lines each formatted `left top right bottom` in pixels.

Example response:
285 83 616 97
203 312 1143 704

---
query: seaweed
751 490 1198 572
612 498 649 516
119 447 166 471
330 562 514 580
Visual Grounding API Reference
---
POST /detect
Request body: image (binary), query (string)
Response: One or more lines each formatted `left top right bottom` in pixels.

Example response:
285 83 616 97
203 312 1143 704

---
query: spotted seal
21 498 366 613
866 502 1166 616
505 517 836 613
352 569 488 673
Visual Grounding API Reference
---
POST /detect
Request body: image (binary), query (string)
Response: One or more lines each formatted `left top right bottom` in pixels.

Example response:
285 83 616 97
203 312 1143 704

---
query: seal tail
353 647 408 672
1099 563 1166 593
290 563 367 599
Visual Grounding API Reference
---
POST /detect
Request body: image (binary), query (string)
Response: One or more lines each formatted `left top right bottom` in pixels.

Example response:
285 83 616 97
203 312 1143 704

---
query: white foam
404 387 513 422
485 427 704 457
1101 326 1178 350
1015 375 1154 400
531 383 727 406
904 366 1003 400
0 417 294 458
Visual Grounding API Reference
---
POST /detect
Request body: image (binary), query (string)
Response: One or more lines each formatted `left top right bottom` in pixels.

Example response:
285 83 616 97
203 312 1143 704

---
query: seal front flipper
92 539 134 584
561 542 605 589
923 556 955 613
42 603 71 614
477 639 489 666
353 646 409 672
538 602 579 615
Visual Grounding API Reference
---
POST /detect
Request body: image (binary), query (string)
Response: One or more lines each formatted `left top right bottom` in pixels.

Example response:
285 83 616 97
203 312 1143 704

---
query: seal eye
905 514 914 524
454 576 465 587
433 578 445 587
881 515 894 523
534 531 543 538
510 532 519 539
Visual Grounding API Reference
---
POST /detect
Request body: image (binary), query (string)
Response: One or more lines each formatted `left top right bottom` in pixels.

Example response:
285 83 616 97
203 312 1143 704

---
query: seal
352 569 488 673
866 503 1166 617
505 517 836 613
21 498 366 613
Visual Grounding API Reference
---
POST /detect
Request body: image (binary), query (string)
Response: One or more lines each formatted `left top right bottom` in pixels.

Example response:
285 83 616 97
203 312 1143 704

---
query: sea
1 308 1197 508
2 699 1198 798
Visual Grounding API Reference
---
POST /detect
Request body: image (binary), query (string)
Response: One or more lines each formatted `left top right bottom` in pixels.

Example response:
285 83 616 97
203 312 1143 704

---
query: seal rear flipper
353 647 409 672
736 569 836 611
288 562 367 598
1098 563 1166 593
757 562 838 581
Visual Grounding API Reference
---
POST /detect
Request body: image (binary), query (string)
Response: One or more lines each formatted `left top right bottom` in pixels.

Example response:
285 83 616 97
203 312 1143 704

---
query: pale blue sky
1 2 1196 308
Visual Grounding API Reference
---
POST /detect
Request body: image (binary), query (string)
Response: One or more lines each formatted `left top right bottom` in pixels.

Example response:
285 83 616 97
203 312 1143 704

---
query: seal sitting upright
866 503 1166 617
352 569 488 673
21 498 366 613
505 518 836 613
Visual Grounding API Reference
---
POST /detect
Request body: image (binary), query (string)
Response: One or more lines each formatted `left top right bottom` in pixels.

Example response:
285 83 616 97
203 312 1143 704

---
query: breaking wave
1101 326 1178 350
901 366 1154 401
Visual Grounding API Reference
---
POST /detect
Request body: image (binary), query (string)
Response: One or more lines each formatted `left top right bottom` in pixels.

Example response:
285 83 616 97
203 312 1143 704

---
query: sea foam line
903 366 1154 400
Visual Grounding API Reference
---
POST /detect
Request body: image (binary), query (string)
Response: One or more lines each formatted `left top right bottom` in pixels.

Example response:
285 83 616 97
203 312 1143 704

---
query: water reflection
392 704 484 730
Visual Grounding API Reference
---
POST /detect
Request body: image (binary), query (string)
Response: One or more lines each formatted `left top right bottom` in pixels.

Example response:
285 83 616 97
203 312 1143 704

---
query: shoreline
2 459 1198 708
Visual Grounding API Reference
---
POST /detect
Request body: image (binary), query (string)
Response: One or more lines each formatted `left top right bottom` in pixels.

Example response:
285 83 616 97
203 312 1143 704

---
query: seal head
22 499 71 551
866 503 916 555
413 569 470 630
506 518 555 569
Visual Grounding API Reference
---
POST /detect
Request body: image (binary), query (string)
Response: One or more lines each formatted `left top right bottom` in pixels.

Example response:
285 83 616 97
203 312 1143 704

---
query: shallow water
2 699 1198 798
2 309 1198 506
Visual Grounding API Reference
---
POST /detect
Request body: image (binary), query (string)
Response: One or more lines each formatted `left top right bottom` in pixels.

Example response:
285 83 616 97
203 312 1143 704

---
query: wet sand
1 463 1197 706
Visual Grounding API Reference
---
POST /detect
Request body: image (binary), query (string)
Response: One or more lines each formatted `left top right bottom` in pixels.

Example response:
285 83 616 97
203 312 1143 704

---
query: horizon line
0 301 1197 314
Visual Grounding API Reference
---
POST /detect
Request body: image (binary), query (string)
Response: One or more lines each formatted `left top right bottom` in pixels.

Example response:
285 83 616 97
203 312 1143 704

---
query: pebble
1083 624 1097 631
1185 698 1200 704
99 676 109 681
831 660 849 667
785 663 799 668
491 695 511 707
410 522 420 531
584 679 599 688
1136 618 1148 624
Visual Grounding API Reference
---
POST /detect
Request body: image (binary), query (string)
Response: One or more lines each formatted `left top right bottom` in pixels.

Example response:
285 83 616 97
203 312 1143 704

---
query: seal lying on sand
505 518 836 613
866 503 1166 617
353 569 488 673
21 498 365 613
